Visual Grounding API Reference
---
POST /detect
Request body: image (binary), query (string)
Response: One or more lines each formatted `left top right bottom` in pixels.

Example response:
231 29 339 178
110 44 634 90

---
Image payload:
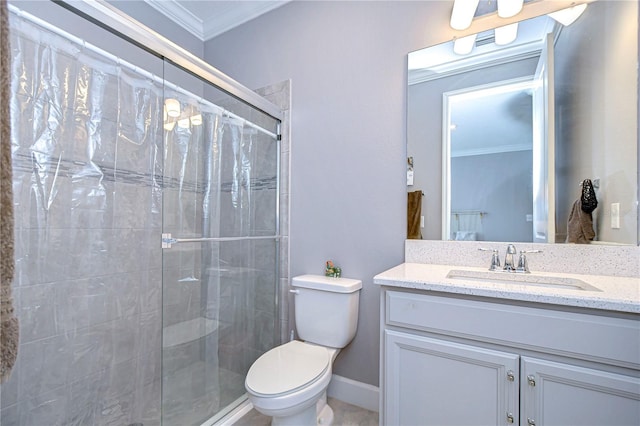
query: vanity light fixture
497 0 523 19
494 22 518 45
453 33 477 55
450 0 480 30
164 120 176 131
548 3 587 26
165 98 180 118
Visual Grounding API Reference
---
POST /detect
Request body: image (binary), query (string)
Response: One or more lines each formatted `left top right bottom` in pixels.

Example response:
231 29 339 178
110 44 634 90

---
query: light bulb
450 0 480 31
453 33 477 55
497 0 523 19
495 23 518 45
165 98 180 118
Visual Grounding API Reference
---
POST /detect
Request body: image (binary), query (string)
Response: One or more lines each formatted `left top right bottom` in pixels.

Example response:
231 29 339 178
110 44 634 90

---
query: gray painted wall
451 151 533 242
204 1 464 387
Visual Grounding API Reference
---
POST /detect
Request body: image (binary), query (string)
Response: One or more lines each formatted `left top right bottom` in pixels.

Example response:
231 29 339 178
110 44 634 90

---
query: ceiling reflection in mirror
407 0 638 246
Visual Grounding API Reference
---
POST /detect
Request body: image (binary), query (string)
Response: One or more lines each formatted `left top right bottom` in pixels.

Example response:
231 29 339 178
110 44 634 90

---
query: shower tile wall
256 80 292 345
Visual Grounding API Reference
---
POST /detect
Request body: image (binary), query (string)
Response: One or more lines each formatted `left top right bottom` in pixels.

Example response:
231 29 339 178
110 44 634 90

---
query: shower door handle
161 233 279 248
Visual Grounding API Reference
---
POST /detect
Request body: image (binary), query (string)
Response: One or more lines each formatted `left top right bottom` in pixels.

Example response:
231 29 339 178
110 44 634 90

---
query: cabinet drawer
386 290 640 369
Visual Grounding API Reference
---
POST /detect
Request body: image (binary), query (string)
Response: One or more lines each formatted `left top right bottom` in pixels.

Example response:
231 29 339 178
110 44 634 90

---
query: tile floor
235 397 379 426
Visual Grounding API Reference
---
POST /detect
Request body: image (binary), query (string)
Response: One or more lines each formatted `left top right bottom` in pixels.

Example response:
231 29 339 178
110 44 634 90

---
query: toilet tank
292 274 362 348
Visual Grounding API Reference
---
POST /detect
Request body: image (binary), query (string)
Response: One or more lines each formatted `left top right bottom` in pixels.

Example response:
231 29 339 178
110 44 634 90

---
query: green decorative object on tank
325 260 341 278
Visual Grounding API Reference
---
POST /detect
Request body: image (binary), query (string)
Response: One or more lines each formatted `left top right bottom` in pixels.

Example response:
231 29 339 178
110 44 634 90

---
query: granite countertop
374 263 640 314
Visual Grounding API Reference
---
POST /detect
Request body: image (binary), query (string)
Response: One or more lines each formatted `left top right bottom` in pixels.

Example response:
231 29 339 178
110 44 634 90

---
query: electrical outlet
611 203 620 229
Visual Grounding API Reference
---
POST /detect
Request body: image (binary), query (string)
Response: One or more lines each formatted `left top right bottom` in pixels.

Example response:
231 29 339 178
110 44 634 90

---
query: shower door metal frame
53 0 284 122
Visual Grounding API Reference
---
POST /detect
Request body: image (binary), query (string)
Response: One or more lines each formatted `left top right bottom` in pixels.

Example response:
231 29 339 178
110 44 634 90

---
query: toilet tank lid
292 274 362 293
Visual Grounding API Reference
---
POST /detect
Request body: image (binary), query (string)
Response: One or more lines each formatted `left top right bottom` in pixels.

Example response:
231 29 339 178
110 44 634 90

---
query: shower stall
1 2 289 425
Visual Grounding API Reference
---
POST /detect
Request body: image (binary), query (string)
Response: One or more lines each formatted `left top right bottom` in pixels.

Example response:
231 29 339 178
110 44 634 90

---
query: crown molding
409 42 542 85
202 2 288 41
143 0 204 40
142 0 289 42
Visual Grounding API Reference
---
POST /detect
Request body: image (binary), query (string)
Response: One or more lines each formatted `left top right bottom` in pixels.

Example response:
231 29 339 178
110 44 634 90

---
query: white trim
143 0 290 41
327 374 380 413
203 2 290 41
442 91 452 243
143 0 203 40
409 46 540 85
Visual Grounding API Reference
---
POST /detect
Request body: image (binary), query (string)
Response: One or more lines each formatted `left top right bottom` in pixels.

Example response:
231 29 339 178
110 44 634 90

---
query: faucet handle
503 244 518 271
479 248 501 271
516 250 542 273
516 251 529 273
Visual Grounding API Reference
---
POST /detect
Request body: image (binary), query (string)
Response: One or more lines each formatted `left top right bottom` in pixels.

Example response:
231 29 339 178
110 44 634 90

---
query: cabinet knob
506 413 514 423
527 418 536 426
507 370 515 382
527 375 536 386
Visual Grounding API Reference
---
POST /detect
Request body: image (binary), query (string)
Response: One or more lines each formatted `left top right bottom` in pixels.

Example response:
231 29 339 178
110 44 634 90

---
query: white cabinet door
384 330 519 426
521 357 640 426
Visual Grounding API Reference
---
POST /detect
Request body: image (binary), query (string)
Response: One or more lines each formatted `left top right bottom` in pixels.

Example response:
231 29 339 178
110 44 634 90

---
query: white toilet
245 274 362 426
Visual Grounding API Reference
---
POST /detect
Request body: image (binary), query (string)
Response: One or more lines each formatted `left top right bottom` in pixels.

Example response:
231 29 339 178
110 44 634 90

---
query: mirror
407 0 638 245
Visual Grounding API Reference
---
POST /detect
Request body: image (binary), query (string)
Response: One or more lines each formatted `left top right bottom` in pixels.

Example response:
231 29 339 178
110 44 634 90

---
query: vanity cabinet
385 330 520 425
381 289 640 426
520 357 640 426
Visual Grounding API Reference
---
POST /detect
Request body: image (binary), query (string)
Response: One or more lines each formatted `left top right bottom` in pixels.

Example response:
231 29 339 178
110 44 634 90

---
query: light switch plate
611 203 620 229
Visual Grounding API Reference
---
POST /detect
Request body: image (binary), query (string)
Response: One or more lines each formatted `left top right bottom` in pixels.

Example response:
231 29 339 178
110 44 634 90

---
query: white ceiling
144 0 290 41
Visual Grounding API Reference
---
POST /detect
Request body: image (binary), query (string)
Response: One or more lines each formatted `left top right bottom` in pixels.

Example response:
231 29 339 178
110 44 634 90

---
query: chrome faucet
515 249 542 273
517 251 530 273
481 245 542 273
503 244 517 272
478 248 501 271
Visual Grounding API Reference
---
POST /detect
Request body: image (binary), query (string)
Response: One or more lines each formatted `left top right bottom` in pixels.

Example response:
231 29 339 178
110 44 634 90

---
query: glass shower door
160 60 281 425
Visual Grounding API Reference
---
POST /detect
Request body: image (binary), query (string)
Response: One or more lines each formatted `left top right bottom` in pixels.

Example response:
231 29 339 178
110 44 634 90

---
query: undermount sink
446 269 601 292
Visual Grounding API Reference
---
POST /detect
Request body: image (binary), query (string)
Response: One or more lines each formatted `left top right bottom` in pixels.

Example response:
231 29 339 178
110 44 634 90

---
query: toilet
245 274 362 426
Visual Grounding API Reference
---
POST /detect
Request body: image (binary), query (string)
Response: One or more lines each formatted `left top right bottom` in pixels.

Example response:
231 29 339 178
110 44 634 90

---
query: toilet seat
246 341 330 397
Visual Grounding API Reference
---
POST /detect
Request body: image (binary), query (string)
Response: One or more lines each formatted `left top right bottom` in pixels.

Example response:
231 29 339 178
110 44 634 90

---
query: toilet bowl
245 275 362 426
245 341 339 425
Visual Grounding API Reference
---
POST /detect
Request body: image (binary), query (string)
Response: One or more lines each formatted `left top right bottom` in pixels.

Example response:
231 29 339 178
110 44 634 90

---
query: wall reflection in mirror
407 0 638 246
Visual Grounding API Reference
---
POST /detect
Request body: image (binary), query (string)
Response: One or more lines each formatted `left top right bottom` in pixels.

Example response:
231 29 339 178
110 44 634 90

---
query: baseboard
327 374 379 413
